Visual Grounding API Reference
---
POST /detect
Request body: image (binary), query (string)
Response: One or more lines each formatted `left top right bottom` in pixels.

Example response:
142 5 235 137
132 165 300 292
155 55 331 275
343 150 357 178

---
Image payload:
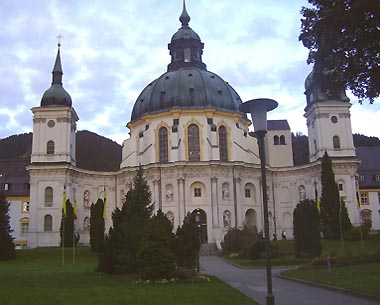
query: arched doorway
245 208 257 229
192 208 207 244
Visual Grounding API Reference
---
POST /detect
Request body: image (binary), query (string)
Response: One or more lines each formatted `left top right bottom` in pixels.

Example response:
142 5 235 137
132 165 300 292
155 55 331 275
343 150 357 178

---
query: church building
27 3 359 248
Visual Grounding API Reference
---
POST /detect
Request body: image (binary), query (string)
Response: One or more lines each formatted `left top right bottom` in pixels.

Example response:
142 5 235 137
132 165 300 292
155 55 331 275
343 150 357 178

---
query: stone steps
199 243 218 256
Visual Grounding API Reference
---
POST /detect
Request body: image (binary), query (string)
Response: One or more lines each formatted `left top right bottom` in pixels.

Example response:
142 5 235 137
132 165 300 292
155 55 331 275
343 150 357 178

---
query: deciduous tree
300 0 380 103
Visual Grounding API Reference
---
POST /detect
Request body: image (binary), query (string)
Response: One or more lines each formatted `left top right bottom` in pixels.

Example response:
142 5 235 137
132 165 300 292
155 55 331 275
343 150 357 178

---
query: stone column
211 176 219 228
177 177 186 222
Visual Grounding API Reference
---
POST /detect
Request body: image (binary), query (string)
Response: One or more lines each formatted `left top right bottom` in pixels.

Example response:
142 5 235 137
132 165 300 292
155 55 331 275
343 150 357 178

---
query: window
274 135 279 145
280 135 286 145
188 124 200 161
158 126 168 163
47 141 55 155
44 215 52 232
359 175 365 182
338 183 343 191
22 202 29 213
245 188 251 198
374 175 380 182
45 187 53 206
194 188 202 197
184 48 191 62
20 218 29 236
360 193 369 205
331 116 338 123
333 135 340 149
218 125 228 161
4 183 10 191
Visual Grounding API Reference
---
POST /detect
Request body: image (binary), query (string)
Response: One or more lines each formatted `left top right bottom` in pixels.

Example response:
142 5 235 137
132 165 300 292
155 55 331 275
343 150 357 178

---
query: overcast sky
1 0 379 144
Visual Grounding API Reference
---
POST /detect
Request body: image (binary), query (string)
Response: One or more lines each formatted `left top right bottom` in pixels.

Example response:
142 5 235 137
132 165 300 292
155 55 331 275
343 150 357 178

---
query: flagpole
73 201 75 265
62 185 66 267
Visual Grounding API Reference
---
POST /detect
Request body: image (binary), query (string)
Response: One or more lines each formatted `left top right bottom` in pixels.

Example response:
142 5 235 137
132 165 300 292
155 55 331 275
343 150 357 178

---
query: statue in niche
222 184 229 199
223 210 231 228
83 190 90 208
166 211 174 227
166 186 173 201
299 186 306 201
83 217 90 231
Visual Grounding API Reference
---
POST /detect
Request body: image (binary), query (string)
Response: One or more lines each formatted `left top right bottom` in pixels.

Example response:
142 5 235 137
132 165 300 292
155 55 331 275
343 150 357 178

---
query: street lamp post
240 98 278 305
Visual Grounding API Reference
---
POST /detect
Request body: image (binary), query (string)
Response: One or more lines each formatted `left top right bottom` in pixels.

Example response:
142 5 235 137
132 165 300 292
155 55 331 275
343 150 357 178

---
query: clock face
47 120 55 127
331 116 338 123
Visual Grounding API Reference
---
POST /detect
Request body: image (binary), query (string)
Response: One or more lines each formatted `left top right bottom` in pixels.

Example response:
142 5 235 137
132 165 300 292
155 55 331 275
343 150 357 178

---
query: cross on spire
57 34 63 47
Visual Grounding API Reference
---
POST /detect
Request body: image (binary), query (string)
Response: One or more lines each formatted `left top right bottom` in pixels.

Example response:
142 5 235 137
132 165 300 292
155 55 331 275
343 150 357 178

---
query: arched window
20 218 29 236
45 187 53 206
46 141 55 155
361 209 372 226
280 135 286 145
44 215 52 232
218 125 228 161
274 135 279 145
158 126 168 163
333 135 340 149
188 124 200 161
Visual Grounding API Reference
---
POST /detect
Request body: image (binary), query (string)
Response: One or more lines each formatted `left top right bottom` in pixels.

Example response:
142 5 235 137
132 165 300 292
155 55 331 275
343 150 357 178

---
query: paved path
200 256 379 305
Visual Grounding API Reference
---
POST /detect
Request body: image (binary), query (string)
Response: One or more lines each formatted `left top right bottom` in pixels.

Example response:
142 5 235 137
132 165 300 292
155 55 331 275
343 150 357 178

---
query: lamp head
239 98 278 132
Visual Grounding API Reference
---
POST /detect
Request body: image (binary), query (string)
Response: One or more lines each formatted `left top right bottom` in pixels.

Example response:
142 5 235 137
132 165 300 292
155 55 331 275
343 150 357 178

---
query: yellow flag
316 193 320 213
62 189 67 217
73 200 78 219
103 189 107 220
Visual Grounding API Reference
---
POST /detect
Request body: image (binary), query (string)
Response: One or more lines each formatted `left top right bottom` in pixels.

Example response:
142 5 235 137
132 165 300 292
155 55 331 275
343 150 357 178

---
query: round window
331 116 338 123
47 120 55 127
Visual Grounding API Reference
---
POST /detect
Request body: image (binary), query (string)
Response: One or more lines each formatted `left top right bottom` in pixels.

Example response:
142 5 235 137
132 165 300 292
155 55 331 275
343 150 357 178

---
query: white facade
27 6 362 248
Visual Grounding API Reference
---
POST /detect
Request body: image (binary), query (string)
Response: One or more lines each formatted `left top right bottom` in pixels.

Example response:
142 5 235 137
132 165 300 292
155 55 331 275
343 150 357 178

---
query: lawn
282 262 380 297
222 234 380 268
0 247 258 305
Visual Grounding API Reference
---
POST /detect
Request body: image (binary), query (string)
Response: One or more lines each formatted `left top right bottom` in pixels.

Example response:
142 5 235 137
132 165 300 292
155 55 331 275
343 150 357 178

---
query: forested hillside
0 131 121 171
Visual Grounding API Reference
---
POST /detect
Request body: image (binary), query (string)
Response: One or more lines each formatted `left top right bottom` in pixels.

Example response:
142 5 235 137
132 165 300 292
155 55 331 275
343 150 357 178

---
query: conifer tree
90 198 105 252
0 191 16 260
320 152 340 239
174 212 201 269
137 217 176 279
98 165 153 274
293 199 321 258
339 199 352 233
60 199 79 247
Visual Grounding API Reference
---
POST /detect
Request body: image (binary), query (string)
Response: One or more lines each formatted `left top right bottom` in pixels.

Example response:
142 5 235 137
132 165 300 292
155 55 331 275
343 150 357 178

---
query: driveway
200 256 379 305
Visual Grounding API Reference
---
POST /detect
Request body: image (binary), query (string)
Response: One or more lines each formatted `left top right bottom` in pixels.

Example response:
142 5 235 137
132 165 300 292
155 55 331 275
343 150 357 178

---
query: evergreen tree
98 165 153 274
60 199 79 247
137 219 176 279
293 199 321 258
174 212 201 269
320 152 340 239
339 199 352 233
90 198 105 252
0 191 16 260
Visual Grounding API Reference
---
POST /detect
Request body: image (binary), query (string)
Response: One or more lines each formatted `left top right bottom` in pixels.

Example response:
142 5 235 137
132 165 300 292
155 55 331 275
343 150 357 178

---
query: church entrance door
192 208 207 244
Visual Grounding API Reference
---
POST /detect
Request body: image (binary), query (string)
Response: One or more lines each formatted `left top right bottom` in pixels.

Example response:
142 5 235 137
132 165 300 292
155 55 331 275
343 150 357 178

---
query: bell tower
31 42 78 166
304 69 355 162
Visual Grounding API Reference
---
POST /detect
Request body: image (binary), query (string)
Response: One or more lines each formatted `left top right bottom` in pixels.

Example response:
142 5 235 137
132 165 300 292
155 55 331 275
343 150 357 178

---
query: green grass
223 235 380 268
0 247 258 305
282 262 380 297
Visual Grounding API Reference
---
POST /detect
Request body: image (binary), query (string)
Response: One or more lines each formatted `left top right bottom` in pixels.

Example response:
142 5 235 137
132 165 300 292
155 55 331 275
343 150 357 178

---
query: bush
249 237 265 259
174 267 192 280
137 221 176 280
343 226 370 241
222 228 245 252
